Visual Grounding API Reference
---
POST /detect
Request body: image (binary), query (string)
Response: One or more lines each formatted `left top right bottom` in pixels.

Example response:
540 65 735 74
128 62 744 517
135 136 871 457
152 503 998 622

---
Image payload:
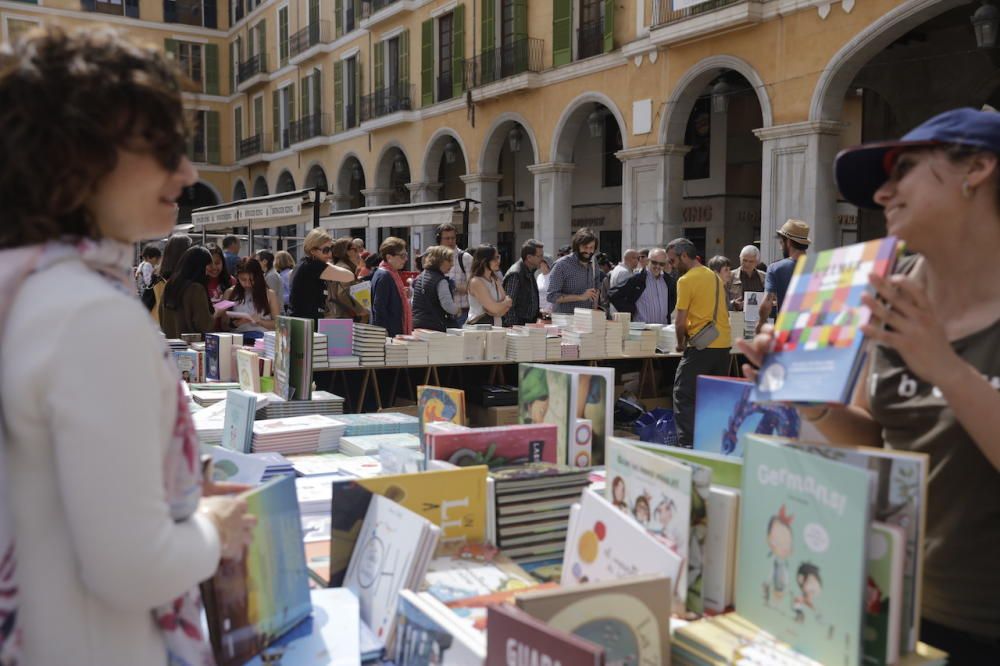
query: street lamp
351 162 363 181
444 139 458 164
393 154 407 175
972 1 1000 49
587 109 605 138
507 125 523 153
711 77 735 114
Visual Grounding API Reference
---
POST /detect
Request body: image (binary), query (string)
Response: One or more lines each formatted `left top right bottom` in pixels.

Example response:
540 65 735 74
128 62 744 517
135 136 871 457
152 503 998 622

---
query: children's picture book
516 574 672 666
417 385 466 448
221 389 257 453
318 318 355 357
173 349 203 383
236 348 261 393
287 317 315 402
694 376 802 456
205 332 237 382
328 467 489 587
752 237 901 404
344 495 441 646
349 281 373 311
486 604 605 666
561 489 684 593
201 475 312 666
274 316 292 400
605 438 692 607
207 445 269 485
736 434 874 666
394 590 486 666
635 441 744 490
864 522 905 666
427 424 558 468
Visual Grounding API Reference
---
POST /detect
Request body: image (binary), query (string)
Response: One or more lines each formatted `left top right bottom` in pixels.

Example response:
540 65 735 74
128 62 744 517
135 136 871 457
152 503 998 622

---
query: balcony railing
464 37 543 89
653 0 746 27
345 103 358 129
577 19 604 60
437 70 456 103
238 134 265 160
360 0 400 19
237 53 267 85
360 81 414 121
289 20 331 59
289 113 330 144
273 129 291 152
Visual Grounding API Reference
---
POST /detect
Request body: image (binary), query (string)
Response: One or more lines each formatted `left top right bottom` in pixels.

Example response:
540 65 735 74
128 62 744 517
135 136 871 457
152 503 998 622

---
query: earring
962 180 974 199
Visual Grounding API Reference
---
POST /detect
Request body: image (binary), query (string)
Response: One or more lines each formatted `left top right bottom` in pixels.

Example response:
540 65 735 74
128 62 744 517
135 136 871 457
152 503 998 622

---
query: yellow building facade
1 0 988 263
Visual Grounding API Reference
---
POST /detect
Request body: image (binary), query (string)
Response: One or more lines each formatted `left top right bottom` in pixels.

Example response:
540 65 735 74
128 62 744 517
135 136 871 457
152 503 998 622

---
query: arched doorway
374 145 412 206
661 57 771 262
476 115 539 264
232 180 248 202
551 95 627 264
335 155 367 210
276 170 296 193
304 164 329 192
422 130 469 202
176 181 220 223
252 175 269 197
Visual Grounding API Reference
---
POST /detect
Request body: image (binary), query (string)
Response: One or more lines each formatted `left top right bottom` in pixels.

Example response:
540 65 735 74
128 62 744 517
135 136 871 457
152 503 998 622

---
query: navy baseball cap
835 107 1000 209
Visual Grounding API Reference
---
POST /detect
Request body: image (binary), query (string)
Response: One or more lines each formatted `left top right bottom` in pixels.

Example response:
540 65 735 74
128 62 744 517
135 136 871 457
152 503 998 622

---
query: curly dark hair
0 26 187 248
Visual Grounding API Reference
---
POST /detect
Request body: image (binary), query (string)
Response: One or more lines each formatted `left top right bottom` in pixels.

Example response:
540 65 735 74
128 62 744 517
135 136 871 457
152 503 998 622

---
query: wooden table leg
371 369 383 410
356 369 371 414
431 366 441 385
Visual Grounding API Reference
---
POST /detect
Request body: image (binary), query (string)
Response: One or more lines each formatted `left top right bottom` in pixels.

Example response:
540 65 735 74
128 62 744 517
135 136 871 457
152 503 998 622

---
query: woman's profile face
207 254 223 278
85 149 198 243
237 272 253 290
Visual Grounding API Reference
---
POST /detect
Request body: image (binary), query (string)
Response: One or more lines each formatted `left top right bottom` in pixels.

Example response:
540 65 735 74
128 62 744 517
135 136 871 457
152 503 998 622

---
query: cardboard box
469 404 519 427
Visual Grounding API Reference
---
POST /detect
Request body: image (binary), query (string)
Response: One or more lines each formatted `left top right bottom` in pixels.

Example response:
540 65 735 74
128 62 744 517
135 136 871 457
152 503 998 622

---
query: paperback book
486 604 605 666
221 389 257 454
694 375 803 456
426 424 558 468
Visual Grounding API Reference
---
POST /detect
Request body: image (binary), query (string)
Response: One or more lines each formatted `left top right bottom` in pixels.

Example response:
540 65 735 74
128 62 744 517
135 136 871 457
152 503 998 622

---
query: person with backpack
436 223 473 325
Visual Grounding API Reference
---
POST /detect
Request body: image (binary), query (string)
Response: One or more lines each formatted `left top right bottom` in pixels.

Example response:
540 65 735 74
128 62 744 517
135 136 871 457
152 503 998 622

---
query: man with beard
547 228 601 314
667 237 732 447
755 219 811 333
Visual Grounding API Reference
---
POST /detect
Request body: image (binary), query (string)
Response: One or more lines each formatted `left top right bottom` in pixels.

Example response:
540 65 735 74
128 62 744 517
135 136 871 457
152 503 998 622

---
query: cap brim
835 140 940 209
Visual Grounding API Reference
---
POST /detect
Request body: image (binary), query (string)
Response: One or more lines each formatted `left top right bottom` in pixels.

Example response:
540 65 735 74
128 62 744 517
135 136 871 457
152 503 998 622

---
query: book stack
629 323 658 355
425 423 556 468
573 307 606 337
657 324 678 353
613 311 632 325
312 333 329 370
505 329 536 363
353 323 387 366
545 334 562 360
605 318 625 357
484 328 507 361
256 451 296 482
396 335 430 365
560 342 580 360
259 390 345 419
550 313 574 329
191 390 228 407
192 399 227 445
384 339 409 366
258 331 275 359
413 329 464 365
622 336 643 356
340 432 421 456
326 354 360 368
165 338 189 352
561 329 602 359
334 413 421 437
318 318 354 357
449 328 486 361
251 414 348 455
673 614 824 666
491 463 591 564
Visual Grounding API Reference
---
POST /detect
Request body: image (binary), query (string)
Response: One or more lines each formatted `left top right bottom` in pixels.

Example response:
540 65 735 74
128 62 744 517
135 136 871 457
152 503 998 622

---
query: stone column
615 144 690 251
406 181 443 203
461 173 503 246
330 193 353 211
754 121 845 264
360 188 394 207
527 162 575 252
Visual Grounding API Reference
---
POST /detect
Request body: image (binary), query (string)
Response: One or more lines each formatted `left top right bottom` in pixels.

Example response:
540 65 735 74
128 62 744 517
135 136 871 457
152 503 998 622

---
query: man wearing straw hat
755 219 810 333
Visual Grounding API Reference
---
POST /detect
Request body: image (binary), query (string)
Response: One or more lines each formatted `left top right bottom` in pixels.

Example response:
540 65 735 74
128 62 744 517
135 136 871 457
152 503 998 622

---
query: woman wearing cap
740 108 1000 662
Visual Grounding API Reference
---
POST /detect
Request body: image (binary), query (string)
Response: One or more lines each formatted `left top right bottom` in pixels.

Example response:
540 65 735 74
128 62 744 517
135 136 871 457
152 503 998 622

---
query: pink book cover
428 424 558 468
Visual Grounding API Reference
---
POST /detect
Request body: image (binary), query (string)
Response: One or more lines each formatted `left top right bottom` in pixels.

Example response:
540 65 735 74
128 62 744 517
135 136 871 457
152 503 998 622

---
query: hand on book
735 323 773 380
199 495 257 561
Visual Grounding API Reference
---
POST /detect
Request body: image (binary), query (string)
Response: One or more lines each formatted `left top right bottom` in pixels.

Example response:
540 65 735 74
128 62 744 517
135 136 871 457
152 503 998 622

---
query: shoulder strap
711 271 720 324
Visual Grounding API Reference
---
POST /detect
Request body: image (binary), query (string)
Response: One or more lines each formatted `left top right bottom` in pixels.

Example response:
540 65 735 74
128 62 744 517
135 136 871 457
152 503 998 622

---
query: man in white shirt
610 249 639 289
436 222 473 325
134 244 161 294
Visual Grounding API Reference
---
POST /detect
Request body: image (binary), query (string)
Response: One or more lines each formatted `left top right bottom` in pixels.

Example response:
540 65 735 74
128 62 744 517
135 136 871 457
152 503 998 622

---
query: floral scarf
0 239 214 666
379 260 413 335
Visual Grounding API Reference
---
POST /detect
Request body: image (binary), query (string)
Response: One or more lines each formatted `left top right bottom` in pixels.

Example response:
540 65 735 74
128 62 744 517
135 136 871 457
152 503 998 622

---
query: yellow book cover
349 281 372 310
328 466 488 587
418 385 467 446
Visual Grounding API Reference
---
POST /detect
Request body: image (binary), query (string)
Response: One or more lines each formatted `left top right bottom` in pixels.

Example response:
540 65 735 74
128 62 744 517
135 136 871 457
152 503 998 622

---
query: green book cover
736 434 873 666
273 316 292 400
636 442 743 490
287 316 314 402
864 522 904 666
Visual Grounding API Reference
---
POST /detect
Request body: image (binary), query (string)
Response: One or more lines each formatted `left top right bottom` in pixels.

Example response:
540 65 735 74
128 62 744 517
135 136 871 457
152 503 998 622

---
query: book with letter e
752 237 901 404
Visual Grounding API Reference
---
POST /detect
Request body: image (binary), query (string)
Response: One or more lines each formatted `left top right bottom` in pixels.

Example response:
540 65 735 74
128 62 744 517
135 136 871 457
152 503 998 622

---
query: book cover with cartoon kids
736 434 873 666
605 438 692 609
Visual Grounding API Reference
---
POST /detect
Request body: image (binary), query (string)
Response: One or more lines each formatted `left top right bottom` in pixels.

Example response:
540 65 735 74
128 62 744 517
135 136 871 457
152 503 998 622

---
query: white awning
318 199 477 232
191 190 328 231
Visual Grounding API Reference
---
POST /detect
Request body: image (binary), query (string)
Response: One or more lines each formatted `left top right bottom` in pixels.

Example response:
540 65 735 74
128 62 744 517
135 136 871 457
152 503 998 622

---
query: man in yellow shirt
667 238 732 447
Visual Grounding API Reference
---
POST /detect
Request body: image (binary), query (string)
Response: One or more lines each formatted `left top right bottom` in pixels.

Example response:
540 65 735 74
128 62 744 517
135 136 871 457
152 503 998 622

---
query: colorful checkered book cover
752 237 901 404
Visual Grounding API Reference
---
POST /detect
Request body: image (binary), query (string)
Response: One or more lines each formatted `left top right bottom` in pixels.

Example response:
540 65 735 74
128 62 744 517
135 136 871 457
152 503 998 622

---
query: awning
318 198 478 232
191 189 329 231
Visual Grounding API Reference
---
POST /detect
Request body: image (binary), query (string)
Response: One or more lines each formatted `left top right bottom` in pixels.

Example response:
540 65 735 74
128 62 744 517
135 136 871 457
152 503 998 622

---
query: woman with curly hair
0 28 255 665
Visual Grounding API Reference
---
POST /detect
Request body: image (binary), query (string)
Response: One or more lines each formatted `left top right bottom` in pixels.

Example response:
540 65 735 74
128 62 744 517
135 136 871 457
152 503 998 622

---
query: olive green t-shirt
868 257 1000 638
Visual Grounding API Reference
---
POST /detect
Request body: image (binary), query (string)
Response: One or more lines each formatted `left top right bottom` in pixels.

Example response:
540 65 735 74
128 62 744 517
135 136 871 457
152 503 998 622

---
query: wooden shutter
552 0 572 66
205 43 219 94
374 40 384 94
229 42 236 94
399 29 409 88
335 0 343 36
288 82 295 128
513 0 527 39
203 0 217 28
300 76 309 122
452 4 465 98
334 62 344 132
234 108 243 146
207 111 220 164
603 0 615 53
279 7 289 66
313 69 322 115
421 18 434 106
257 20 267 69
355 56 362 111
272 89 280 150
481 0 494 53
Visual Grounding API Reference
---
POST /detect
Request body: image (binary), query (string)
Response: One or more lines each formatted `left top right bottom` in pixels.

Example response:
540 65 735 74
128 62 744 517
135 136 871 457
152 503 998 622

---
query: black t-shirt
289 258 328 320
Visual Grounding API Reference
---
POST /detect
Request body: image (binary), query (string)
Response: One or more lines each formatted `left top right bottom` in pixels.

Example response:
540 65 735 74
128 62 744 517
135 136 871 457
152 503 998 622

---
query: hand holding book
198 495 257 560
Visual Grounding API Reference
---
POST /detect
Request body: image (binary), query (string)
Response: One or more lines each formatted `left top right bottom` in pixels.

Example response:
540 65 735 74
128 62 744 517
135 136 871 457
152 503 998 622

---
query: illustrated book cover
221 389 257 454
427 424 558 468
417 385 466 448
694 375 803 456
486 603 605 666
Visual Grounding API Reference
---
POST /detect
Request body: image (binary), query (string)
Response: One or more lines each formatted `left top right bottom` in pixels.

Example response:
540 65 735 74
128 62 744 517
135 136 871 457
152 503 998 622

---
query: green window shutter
205 43 219 94
289 82 296 126
164 38 179 62
355 57 361 110
481 0 494 53
272 89 280 150
258 21 267 70
334 62 344 132
313 69 322 115
374 40 384 93
353 0 361 28
300 76 308 121
207 111 220 164
603 0 614 53
452 5 465 97
399 29 409 88
513 0 527 39
335 0 343 36
421 18 434 106
229 42 236 94
234 108 243 145
279 8 289 65
553 0 572 66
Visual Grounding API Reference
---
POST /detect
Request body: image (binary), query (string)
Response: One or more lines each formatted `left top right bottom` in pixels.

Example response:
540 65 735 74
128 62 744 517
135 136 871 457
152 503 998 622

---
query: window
278 6 289 66
253 95 265 137
437 13 453 102
273 84 294 151
188 111 206 162
345 56 357 127
83 0 139 18
234 106 243 146
178 42 203 90
421 6 464 106
553 0 614 66
230 0 244 24
163 0 217 27
337 0 359 36
166 40 219 95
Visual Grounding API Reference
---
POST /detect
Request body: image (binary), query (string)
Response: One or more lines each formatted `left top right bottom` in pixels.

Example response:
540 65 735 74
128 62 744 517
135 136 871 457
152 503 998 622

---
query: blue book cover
694 376 801 456
222 390 258 454
736 434 873 666
205 333 221 381
751 238 900 405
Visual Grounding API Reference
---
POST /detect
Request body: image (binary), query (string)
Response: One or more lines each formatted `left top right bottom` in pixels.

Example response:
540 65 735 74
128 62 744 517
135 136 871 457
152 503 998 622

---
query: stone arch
275 169 297 193
374 142 411 190
194 180 223 205
336 152 366 195
478 112 540 173
252 175 269 197
660 54 773 145
551 91 629 164
232 179 248 201
421 128 470 182
809 0 967 122
176 181 221 222
304 163 329 191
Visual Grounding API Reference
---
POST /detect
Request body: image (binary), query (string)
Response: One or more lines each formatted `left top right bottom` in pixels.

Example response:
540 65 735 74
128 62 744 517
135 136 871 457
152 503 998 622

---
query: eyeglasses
650 260 667 267
320 246 334 254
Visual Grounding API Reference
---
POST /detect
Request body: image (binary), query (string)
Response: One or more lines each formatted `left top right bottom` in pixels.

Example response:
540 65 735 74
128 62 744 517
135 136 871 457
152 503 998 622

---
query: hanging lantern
507 125 523 153
973 1 1000 49
444 139 458 164
587 109 604 138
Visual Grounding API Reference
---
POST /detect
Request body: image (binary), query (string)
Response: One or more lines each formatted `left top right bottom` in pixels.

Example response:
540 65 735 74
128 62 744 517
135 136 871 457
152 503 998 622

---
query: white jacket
1 257 220 665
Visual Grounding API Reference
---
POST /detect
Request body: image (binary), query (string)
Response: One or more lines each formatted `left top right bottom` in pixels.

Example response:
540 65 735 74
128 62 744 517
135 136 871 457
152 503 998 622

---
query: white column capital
460 172 504 185
405 181 443 193
753 121 847 142
615 144 692 161
527 162 576 176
